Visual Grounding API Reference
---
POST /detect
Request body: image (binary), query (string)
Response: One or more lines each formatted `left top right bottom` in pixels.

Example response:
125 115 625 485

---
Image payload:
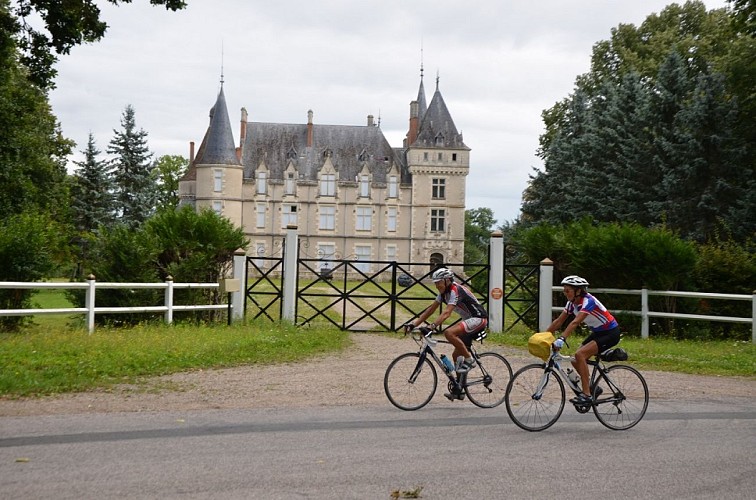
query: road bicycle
384 323 512 410
505 344 649 431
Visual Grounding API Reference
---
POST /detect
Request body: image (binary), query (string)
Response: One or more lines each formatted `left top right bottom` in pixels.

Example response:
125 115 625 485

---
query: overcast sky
48 0 728 224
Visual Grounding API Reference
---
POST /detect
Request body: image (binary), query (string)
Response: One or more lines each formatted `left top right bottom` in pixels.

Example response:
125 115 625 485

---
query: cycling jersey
436 282 488 319
563 292 617 332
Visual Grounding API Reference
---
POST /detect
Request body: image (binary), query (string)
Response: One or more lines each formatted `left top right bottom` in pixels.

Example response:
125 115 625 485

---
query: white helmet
431 268 454 282
561 275 589 287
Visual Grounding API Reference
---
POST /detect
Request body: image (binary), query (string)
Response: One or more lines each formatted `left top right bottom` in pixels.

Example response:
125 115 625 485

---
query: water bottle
440 354 455 373
566 368 581 385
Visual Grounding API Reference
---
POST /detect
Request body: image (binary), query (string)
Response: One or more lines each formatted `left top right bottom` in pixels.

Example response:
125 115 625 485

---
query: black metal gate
243 254 538 332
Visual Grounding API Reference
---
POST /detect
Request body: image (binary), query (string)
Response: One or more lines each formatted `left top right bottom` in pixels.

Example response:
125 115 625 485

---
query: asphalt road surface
1 396 753 499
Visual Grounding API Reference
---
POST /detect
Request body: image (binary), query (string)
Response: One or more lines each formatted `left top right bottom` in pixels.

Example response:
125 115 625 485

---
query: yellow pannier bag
528 332 556 361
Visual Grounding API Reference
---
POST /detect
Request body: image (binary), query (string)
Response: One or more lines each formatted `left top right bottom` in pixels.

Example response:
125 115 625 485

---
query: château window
256 172 267 195
321 173 336 196
319 206 335 230
431 208 446 232
359 174 370 198
212 200 222 215
282 204 297 228
452 153 457 162
432 178 446 199
423 152 429 161
386 245 397 262
388 175 398 198
437 152 443 161
213 170 222 192
256 203 266 228
387 206 397 232
285 172 296 195
356 207 372 231
355 245 371 273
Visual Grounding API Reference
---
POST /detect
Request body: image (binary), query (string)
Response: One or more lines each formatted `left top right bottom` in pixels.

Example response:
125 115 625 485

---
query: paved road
0 398 753 499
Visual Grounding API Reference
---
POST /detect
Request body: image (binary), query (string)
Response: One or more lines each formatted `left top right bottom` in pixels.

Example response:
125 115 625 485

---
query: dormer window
287 146 297 160
434 133 444 146
323 148 332 159
358 149 369 162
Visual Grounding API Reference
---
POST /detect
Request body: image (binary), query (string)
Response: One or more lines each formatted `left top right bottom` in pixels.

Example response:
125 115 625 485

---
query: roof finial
220 40 225 87
378 109 381 128
435 70 440 91
420 39 424 81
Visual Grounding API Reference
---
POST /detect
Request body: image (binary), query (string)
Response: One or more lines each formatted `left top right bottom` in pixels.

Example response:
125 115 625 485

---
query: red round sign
490 287 503 300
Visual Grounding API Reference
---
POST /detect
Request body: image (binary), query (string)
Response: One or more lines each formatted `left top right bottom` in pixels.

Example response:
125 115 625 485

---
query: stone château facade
178 71 471 274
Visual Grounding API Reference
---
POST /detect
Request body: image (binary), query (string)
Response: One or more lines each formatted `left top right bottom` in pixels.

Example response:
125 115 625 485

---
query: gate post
232 248 247 321
488 231 504 333
538 258 554 331
282 225 299 322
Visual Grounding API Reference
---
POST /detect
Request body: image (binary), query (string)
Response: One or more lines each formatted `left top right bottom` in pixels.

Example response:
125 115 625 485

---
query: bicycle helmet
561 275 589 287
431 268 454 282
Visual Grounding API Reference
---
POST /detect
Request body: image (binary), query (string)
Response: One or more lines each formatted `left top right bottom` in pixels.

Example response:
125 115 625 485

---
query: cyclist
547 275 620 405
404 268 488 400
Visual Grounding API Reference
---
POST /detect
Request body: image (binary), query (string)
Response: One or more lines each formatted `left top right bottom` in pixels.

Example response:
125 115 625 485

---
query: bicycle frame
410 332 479 394
538 350 622 406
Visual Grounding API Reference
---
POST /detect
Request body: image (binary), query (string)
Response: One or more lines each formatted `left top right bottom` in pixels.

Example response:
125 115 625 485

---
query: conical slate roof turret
194 86 240 165
414 77 468 149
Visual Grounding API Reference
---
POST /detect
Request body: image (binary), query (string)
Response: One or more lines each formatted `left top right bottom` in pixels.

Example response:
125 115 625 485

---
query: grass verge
0 322 350 398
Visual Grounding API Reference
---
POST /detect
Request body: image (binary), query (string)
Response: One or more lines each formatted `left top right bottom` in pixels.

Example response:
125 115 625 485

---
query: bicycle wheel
592 364 649 430
465 352 512 408
505 364 565 432
384 352 438 411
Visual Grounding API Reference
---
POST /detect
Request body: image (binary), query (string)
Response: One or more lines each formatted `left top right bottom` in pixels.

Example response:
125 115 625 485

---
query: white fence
0 278 240 334
538 260 756 343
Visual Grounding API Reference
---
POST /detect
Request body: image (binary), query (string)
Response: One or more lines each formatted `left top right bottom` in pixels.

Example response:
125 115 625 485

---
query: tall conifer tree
108 105 155 228
71 133 114 232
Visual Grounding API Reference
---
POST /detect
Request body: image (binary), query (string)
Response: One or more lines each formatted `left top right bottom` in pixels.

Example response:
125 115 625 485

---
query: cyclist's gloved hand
402 323 415 334
553 336 565 350
418 326 433 337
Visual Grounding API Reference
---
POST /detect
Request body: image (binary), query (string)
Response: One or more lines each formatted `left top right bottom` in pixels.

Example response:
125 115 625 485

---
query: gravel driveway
1 333 754 417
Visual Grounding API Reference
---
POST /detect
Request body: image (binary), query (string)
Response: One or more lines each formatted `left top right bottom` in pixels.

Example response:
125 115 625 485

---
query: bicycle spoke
505 364 565 431
465 352 512 408
592 365 648 430
384 353 438 411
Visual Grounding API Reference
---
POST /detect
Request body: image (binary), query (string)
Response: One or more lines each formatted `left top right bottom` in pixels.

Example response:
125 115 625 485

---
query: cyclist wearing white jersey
547 275 621 405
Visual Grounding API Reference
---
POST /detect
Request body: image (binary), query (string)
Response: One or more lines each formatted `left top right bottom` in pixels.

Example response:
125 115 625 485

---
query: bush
0 213 60 331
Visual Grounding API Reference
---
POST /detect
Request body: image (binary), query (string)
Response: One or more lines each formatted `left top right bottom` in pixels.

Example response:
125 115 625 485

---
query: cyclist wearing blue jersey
547 275 620 405
405 268 488 398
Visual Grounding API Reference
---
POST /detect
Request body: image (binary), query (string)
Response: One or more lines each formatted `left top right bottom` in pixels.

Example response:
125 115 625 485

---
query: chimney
240 107 248 146
189 141 195 163
307 109 314 147
407 100 419 146
367 114 374 127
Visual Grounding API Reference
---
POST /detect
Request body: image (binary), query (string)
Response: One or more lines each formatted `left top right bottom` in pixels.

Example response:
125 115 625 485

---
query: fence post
641 288 649 339
232 248 247 322
164 275 174 325
488 231 504 333
538 258 554 331
282 225 299 322
86 274 96 334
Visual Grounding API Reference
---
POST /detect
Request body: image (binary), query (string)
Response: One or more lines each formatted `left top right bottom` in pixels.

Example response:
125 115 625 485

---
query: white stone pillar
538 259 554 332
282 225 299 322
232 248 247 321
488 231 504 333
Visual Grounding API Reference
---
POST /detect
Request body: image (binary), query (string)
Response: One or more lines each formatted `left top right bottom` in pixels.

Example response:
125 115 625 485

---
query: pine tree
108 105 155 227
71 133 114 232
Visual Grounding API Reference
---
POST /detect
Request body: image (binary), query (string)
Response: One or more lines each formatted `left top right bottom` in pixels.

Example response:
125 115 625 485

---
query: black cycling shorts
582 326 621 352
